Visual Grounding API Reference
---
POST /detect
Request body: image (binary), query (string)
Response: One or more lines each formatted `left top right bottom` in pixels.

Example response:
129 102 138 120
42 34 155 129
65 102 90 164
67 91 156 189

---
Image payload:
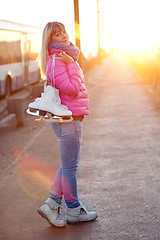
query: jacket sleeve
53 59 84 97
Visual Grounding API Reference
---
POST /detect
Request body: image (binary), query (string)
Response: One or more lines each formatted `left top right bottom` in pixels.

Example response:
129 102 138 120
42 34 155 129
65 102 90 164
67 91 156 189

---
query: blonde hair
40 21 65 77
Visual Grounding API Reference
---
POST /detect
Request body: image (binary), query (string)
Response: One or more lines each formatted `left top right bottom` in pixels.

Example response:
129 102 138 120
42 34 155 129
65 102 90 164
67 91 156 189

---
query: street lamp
97 0 101 56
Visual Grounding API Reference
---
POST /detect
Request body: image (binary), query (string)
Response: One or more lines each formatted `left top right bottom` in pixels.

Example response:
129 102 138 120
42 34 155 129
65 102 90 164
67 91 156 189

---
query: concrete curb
0 113 16 128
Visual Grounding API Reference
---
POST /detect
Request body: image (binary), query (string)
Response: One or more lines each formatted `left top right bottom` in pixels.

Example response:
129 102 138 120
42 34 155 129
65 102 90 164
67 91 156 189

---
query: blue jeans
50 121 82 208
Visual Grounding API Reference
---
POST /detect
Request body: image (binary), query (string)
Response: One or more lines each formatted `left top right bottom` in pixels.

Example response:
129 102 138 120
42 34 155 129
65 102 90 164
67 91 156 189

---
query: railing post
14 98 24 127
7 97 24 127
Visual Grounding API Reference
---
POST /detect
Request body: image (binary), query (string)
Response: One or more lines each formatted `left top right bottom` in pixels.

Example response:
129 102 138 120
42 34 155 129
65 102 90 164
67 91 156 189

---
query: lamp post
73 0 82 68
97 0 101 56
73 0 80 50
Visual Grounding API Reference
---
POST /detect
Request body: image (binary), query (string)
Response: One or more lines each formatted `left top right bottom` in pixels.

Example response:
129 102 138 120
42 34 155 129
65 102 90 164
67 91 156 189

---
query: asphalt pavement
0 52 160 240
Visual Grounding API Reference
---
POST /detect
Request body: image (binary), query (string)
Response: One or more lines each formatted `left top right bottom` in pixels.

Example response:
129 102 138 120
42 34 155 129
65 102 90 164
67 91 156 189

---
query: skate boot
29 98 41 111
38 85 72 117
28 94 68 112
67 202 98 224
27 96 43 116
37 198 66 227
27 96 43 115
46 85 69 110
28 81 46 113
43 82 69 110
27 85 72 119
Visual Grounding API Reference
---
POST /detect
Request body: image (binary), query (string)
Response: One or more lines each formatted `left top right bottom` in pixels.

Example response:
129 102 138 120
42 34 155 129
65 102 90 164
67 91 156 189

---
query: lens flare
13 147 56 199
13 147 75 202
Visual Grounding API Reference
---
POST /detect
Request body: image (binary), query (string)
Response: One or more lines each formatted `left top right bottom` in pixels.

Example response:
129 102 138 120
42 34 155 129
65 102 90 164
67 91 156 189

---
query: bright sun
1 0 160 57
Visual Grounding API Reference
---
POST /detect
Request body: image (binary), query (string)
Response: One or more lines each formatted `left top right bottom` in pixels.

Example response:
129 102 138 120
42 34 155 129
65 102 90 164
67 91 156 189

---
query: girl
37 21 98 227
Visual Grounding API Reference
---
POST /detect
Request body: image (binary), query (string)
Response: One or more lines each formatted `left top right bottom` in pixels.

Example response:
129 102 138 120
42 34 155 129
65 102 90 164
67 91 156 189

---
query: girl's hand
56 52 74 63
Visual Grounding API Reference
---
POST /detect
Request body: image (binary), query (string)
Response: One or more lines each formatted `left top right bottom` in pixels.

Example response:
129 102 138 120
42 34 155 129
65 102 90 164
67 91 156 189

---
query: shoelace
54 205 61 214
54 206 65 220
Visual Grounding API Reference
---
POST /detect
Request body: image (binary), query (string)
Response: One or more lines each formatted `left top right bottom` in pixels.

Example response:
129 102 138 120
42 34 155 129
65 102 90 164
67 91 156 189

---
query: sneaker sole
67 215 98 224
37 209 66 228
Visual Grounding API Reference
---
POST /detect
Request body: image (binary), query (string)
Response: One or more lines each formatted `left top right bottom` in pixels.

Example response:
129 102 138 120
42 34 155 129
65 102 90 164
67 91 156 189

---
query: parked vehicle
0 19 42 98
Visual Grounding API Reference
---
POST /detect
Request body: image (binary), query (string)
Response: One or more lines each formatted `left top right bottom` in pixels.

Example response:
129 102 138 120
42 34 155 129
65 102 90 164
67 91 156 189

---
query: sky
0 0 74 28
1 0 160 56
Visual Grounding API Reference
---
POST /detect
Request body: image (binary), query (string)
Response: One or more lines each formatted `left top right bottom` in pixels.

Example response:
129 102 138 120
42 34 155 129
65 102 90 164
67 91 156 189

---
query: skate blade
35 116 73 123
26 108 40 116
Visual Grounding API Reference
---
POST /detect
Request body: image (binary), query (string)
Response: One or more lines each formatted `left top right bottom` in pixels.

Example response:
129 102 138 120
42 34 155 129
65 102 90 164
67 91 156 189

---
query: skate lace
52 98 69 111
46 55 70 113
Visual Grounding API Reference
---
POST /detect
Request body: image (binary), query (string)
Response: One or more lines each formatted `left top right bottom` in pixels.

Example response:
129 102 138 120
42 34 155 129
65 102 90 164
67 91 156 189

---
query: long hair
40 21 65 78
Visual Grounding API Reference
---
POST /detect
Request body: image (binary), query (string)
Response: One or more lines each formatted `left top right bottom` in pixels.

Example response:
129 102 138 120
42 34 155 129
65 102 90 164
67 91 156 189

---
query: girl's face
51 27 70 46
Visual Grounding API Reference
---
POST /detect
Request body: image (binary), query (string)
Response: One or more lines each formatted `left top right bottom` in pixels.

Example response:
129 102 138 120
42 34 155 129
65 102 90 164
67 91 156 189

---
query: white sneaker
67 202 98 223
37 198 66 227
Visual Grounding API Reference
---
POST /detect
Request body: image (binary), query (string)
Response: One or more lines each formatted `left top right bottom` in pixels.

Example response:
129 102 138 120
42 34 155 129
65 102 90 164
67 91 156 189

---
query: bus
0 19 42 98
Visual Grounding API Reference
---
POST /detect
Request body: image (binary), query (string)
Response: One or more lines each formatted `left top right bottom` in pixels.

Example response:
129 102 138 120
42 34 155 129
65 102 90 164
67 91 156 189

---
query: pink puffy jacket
46 48 89 116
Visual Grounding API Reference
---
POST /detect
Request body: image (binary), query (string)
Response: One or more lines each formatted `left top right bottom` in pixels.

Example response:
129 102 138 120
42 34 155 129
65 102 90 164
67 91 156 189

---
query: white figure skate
27 85 72 123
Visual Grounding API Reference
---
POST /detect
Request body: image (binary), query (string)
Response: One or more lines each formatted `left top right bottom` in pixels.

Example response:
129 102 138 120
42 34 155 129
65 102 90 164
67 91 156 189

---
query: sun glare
82 0 160 55
1 0 160 57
